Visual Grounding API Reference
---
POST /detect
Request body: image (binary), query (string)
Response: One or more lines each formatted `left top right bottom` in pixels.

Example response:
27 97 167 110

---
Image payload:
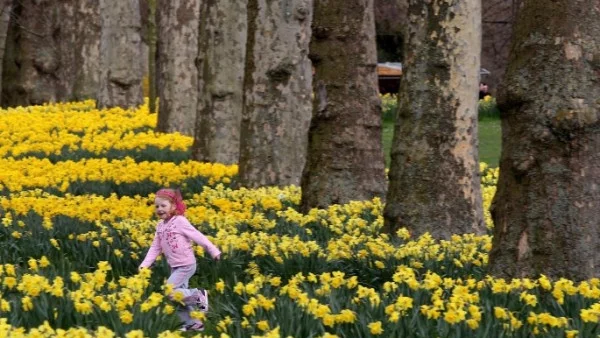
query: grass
382 117 501 168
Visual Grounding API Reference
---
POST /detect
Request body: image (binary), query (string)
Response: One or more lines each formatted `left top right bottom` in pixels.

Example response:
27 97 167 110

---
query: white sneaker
195 289 209 312
180 321 204 332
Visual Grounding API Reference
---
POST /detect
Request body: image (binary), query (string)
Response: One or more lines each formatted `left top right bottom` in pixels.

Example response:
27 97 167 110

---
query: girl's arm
179 218 221 259
139 234 162 268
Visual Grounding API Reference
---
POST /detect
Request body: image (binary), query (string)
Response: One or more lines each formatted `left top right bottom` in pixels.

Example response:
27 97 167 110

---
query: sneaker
180 322 204 332
195 289 209 312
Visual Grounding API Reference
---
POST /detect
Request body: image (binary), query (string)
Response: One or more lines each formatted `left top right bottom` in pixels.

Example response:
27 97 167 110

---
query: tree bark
481 0 518 93
1 1 101 107
300 0 386 211
238 0 313 188
155 0 200 135
488 0 600 280
382 0 484 239
192 0 246 165
148 0 157 114
97 0 144 109
58 0 101 101
0 0 11 106
2 0 59 106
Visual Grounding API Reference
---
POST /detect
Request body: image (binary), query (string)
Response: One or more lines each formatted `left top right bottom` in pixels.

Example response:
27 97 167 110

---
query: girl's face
154 197 175 220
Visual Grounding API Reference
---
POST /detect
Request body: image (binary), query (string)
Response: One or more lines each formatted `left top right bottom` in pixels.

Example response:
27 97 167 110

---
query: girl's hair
155 188 186 215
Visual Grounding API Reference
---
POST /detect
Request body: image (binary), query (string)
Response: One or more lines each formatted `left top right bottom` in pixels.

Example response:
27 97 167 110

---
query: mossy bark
238 0 313 188
488 0 600 280
382 0 484 239
192 0 247 165
300 0 386 211
155 0 200 135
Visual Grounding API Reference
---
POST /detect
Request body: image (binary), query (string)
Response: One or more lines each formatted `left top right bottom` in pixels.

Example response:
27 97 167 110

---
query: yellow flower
22 296 34 311
269 276 282 287
3 277 16 289
565 330 579 338
216 279 226 293
494 307 509 320
256 320 270 331
368 321 384 335
163 305 175 315
125 330 144 338
71 272 82 283
120 310 134 324
1 299 10 312
39 256 50 268
28 258 38 271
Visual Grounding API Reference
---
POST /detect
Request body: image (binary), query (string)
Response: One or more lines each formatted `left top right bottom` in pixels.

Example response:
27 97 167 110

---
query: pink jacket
139 215 221 268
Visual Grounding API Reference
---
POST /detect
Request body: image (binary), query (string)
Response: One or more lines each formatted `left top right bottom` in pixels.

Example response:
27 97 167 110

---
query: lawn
382 118 501 168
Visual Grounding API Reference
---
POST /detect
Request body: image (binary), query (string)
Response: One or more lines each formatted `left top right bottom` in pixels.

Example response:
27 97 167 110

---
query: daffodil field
1 101 599 338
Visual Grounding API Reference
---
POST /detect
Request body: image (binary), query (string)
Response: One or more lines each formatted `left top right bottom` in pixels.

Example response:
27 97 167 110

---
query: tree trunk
57 0 101 101
2 0 59 106
192 0 246 165
382 0 484 239
97 0 143 109
488 0 600 280
481 0 518 93
148 0 157 113
238 0 313 188
300 0 386 211
0 0 11 106
155 0 200 135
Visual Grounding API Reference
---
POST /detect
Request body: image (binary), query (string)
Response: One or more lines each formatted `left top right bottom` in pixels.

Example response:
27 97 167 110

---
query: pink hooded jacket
139 215 221 268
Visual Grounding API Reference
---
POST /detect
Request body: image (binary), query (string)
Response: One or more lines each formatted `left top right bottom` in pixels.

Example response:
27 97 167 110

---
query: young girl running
139 188 221 332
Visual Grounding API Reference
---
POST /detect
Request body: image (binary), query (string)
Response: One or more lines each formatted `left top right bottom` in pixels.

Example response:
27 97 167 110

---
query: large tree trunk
147 0 157 114
2 1 101 107
58 0 101 101
192 0 246 165
0 0 11 106
300 0 386 211
382 0 484 239
155 0 200 135
3 0 59 106
489 0 600 280
97 0 144 109
237 0 313 188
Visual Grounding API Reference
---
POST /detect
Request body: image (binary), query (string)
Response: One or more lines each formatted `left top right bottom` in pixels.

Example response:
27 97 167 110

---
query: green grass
382 117 501 168
478 118 502 167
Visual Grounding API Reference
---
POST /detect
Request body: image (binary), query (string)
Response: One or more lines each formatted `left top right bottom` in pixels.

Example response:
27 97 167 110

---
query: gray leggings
167 263 201 325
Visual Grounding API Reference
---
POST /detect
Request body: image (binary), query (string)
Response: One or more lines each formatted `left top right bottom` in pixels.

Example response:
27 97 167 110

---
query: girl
139 188 221 332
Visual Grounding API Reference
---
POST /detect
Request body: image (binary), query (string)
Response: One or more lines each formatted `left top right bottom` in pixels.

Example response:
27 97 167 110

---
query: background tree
58 0 101 101
300 0 386 211
238 0 313 188
97 0 143 109
481 0 519 93
147 0 157 114
3 0 59 106
2 1 102 107
383 0 484 239
0 0 11 105
488 0 600 280
192 0 246 165
374 0 407 62
155 0 199 135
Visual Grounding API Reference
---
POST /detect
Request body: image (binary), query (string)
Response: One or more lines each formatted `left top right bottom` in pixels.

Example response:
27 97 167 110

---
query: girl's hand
214 254 221 261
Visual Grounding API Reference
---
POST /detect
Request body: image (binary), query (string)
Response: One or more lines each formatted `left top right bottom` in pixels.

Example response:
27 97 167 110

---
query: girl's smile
155 197 175 220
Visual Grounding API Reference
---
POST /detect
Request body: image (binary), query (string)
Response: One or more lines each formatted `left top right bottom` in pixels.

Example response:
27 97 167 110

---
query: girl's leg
166 263 200 326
